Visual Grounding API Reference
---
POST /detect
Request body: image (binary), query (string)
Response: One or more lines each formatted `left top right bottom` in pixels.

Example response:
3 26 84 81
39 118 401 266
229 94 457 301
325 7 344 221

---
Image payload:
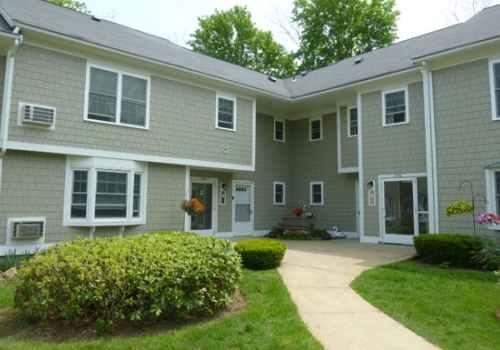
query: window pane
275 183 284 203
275 121 284 141
311 119 321 140
95 172 127 218
133 174 141 217
349 108 358 136
218 98 234 129
120 75 147 126
88 68 118 122
71 170 88 218
385 91 406 124
312 184 322 204
495 63 500 118
496 172 500 215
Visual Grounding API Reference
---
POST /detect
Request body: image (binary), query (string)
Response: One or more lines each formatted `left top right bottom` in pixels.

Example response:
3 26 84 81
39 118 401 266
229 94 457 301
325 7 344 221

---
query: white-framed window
310 117 322 141
383 88 409 126
485 165 500 230
490 59 500 120
85 64 150 128
216 95 236 130
274 119 285 141
310 182 324 205
64 157 147 226
274 182 285 205
348 107 358 137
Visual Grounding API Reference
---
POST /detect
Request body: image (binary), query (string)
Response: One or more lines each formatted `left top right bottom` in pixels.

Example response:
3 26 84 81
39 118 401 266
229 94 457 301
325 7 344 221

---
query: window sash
494 63 500 119
311 183 323 205
274 183 285 204
218 98 234 129
275 120 284 141
87 67 148 127
71 170 88 218
385 90 406 124
133 174 141 217
95 172 127 218
349 108 358 136
496 171 500 215
311 119 321 140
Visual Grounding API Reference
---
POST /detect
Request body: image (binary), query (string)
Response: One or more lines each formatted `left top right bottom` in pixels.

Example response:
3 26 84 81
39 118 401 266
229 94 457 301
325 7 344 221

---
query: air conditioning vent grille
22 104 55 125
12 221 44 239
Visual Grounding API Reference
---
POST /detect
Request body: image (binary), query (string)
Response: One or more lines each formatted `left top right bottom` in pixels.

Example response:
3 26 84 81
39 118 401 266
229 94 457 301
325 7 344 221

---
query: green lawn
351 261 500 350
0 269 323 350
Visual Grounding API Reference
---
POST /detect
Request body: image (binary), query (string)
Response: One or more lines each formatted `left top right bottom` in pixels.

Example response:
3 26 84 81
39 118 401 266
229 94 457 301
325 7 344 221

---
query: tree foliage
46 0 89 13
292 0 399 72
188 5 296 78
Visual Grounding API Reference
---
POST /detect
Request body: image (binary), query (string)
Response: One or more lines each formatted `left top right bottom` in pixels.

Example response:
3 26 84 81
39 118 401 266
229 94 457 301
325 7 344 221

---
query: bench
281 217 315 231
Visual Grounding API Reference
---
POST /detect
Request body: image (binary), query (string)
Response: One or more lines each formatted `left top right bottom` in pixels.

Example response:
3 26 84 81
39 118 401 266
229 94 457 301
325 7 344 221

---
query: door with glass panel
381 177 428 245
190 180 216 236
233 182 253 236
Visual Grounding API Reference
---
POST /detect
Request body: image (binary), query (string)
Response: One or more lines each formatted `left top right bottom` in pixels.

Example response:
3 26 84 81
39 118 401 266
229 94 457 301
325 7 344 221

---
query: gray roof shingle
1 0 499 99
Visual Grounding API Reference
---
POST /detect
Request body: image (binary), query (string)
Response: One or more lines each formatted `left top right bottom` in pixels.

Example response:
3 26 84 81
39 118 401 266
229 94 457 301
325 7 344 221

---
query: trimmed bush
234 239 286 270
14 232 242 332
413 233 477 267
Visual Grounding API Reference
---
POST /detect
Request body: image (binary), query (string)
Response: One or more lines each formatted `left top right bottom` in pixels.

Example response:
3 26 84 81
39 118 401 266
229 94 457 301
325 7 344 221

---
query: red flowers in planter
181 198 205 214
292 206 304 216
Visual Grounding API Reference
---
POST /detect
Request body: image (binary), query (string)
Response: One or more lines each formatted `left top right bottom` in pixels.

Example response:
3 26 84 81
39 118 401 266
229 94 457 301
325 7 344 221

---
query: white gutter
0 27 22 156
420 61 439 233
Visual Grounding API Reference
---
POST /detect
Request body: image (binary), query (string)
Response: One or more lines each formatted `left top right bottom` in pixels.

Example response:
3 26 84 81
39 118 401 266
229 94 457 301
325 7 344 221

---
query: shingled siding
287 113 358 232
233 113 293 231
339 105 358 169
9 45 254 167
361 82 426 237
433 59 500 235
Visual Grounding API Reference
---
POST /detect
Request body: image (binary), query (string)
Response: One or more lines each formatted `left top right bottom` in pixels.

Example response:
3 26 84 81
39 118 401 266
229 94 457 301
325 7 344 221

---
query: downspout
419 61 439 233
0 27 22 199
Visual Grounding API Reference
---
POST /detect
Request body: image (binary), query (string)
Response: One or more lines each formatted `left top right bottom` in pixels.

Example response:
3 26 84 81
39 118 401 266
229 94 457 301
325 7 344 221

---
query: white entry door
233 182 253 236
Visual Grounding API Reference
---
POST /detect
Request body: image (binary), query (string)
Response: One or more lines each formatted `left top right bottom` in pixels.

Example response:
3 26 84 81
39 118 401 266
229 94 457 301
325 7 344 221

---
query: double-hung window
310 118 322 141
310 182 324 205
274 119 285 141
86 65 149 128
485 164 500 230
491 60 500 120
274 182 285 205
217 96 236 130
383 88 408 125
65 157 147 226
348 107 358 136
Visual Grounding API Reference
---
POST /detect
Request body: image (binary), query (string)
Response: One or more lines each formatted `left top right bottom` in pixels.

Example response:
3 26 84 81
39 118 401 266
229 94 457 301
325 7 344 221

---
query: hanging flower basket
444 199 474 216
181 198 204 215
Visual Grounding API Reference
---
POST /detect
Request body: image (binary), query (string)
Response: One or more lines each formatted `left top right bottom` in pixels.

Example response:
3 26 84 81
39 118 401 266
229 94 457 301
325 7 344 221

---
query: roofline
412 35 500 64
0 4 13 28
15 21 294 101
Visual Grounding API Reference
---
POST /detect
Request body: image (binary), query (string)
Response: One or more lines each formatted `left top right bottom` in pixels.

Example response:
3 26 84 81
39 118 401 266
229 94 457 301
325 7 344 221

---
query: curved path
277 239 441 350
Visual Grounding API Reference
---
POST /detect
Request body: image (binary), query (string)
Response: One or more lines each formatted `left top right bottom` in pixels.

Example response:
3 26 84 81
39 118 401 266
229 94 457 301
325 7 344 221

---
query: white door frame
189 177 218 236
232 180 254 236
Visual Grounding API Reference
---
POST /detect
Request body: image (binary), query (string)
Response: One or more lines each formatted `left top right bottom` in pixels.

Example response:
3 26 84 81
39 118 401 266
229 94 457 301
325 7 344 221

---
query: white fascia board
7 141 255 172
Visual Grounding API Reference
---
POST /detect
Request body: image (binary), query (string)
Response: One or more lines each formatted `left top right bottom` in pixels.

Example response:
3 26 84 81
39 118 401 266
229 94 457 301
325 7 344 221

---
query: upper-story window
274 182 285 205
348 107 358 136
86 65 149 128
274 119 285 141
491 60 500 120
217 96 236 130
310 182 324 205
310 118 322 141
64 157 147 227
383 88 408 126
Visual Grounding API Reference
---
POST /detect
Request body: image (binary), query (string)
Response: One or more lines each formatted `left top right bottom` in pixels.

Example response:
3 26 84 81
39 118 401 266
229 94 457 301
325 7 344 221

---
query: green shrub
413 233 477 267
14 232 242 332
234 239 286 270
470 237 500 271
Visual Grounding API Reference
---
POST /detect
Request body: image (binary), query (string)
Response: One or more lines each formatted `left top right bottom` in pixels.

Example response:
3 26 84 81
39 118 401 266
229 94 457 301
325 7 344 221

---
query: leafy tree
46 0 89 13
292 0 399 71
188 5 296 79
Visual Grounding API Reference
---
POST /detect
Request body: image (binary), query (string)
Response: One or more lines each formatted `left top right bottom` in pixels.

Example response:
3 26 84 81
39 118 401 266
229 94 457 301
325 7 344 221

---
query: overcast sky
81 0 497 50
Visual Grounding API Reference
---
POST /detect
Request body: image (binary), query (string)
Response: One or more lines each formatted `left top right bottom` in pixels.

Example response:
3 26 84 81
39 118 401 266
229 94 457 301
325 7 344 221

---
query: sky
81 0 497 50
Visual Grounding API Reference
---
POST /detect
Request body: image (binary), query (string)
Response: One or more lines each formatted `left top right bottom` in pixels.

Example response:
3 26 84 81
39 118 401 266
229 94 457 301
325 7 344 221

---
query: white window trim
63 157 147 227
274 119 285 142
84 63 150 130
348 106 358 137
485 167 500 231
310 117 322 141
382 87 409 127
215 94 237 131
310 181 324 205
273 181 286 205
489 59 500 121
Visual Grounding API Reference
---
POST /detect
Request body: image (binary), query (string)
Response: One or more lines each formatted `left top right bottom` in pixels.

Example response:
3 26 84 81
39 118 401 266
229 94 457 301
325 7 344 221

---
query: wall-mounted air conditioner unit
11 220 45 239
21 103 56 126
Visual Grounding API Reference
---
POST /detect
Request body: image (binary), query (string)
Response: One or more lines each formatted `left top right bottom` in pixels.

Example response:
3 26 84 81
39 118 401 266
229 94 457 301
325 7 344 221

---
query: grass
351 261 500 350
0 269 323 350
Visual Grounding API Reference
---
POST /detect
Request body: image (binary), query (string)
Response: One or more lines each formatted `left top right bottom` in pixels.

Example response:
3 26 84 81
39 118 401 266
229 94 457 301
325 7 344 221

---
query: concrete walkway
277 239 440 350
